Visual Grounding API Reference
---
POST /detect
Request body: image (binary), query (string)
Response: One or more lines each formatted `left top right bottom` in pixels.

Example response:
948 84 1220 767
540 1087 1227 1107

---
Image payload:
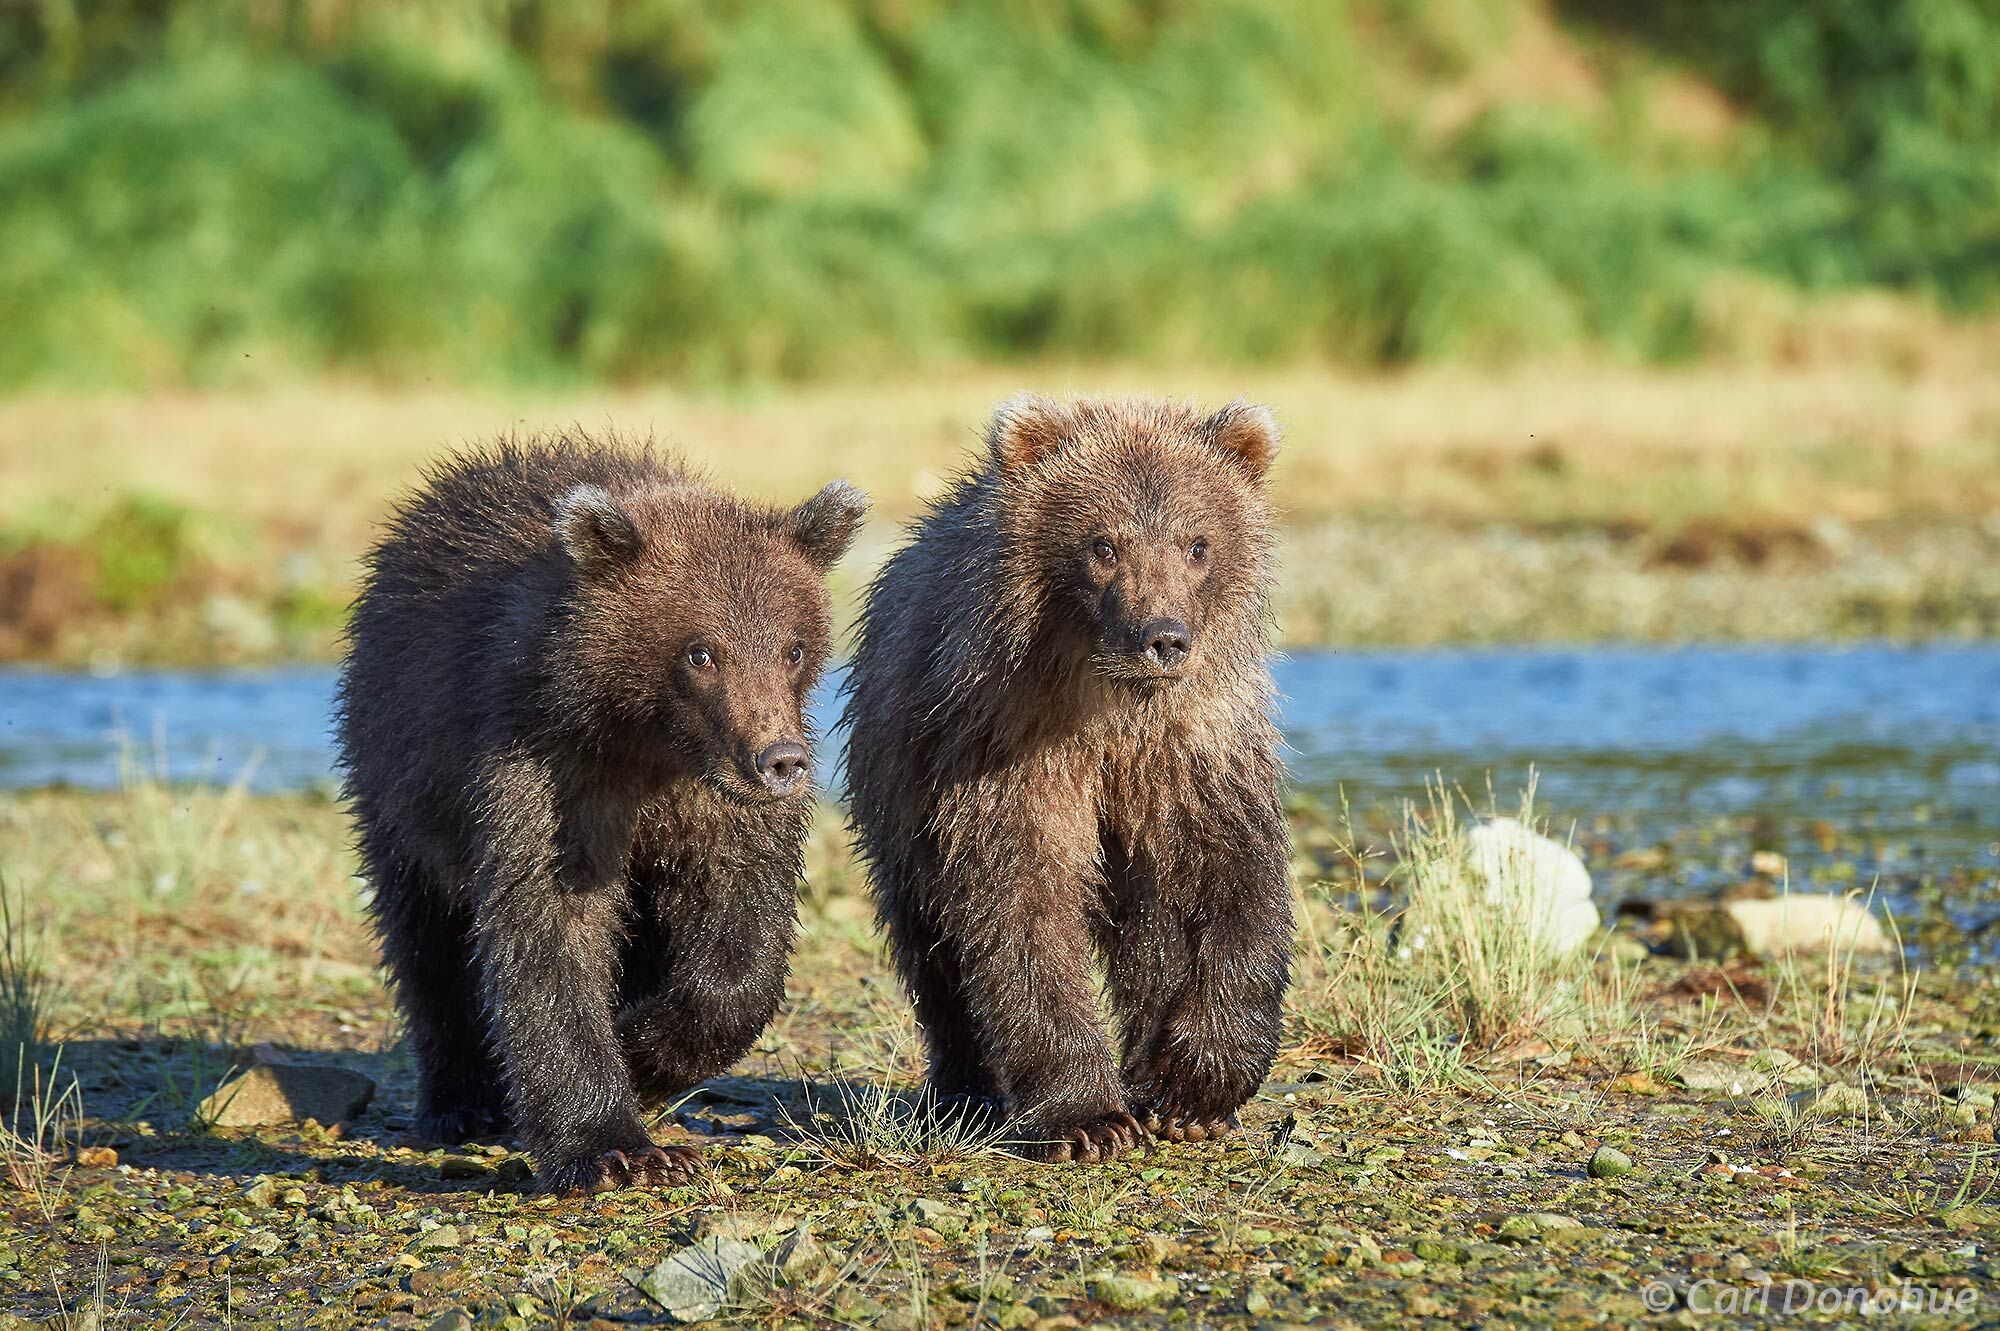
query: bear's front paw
1017 1108 1149 1164
1139 1106 1241 1143
414 1102 509 1147
543 1141 700 1196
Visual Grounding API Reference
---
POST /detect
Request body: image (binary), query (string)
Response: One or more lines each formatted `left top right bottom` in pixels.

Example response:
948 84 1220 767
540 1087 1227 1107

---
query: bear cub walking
845 396 1294 1163
337 435 865 1194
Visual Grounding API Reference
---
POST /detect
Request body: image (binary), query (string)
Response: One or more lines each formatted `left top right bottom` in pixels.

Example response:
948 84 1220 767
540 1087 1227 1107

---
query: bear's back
336 436 685 819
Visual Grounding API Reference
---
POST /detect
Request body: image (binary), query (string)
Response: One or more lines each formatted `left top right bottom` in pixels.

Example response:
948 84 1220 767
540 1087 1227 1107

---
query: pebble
1587 1146 1634 1179
635 1237 762 1322
1087 1273 1170 1311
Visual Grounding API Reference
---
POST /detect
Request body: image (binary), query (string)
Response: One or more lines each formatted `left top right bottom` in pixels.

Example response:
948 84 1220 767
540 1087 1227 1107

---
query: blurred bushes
0 0 1994 386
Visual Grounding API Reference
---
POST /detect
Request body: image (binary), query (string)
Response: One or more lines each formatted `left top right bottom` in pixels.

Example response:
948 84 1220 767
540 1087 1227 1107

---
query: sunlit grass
6 357 1999 662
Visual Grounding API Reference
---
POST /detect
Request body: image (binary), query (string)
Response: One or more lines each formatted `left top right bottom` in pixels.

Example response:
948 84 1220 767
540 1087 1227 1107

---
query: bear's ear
987 394 1072 470
554 484 644 571
786 479 869 570
1200 400 1281 480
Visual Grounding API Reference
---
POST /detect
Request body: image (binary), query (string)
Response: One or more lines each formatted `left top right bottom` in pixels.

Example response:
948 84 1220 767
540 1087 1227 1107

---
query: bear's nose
1138 618 1191 671
755 740 810 794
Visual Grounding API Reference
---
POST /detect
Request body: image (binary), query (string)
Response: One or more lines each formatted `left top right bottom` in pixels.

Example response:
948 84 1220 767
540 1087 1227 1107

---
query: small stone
907 1198 969 1238
73 1146 118 1169
1497 1213 1583 1240
197 1064 375 1127
240 1230 283 1257
439 1156 495 1182
1087 1273 1170 1311
1898 1249 1969 1278
1587 1146 1634 1179
415 1225 462 1252
240 1177 281 1209
770 1223 821 1279
1790 1083 1869 1119
948 1273 1017 1302
1242 1289 1272 1316
1413 1237 1469 1264
637 1237 763 1322
425 1313 473 1331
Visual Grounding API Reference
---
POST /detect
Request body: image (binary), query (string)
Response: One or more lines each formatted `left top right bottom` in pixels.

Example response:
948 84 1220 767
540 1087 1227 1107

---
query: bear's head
986 395 1278 689
552 478 867 802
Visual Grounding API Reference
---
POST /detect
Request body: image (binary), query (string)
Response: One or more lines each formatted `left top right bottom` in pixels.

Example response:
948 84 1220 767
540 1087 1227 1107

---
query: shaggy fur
335 433 865 1194
844 396 1295 1164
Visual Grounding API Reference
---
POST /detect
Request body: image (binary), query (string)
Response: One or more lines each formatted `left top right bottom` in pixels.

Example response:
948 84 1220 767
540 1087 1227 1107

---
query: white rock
637 1237 763 1322
1465 817 1601 955
1723 896 1894 957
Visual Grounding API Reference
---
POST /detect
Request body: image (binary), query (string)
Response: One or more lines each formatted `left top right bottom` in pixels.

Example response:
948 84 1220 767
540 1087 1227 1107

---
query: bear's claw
556 1142 699 1195
1027 1109 1150 1164
1140 1109 1240 1143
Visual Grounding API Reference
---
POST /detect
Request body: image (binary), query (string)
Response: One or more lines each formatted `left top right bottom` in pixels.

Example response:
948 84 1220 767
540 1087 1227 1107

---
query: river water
3 645 1997 926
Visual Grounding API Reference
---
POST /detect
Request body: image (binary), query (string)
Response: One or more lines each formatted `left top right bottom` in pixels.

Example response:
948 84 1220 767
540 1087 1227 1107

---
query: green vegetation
0 0 1995 387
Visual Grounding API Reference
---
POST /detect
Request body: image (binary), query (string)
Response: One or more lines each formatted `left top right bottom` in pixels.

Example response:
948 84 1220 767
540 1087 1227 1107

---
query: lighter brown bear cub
844 396 1295 1163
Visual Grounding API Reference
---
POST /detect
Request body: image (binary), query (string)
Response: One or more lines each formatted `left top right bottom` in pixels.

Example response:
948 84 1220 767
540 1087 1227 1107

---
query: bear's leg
613 858 795 1104
366 849 507 1145
1107 814 1294 1144
475 859 686 1195
927 803 1147 1164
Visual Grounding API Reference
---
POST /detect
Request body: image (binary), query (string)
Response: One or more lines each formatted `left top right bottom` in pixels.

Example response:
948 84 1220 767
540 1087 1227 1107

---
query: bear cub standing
845 396 1294 1163
337 435 865 1194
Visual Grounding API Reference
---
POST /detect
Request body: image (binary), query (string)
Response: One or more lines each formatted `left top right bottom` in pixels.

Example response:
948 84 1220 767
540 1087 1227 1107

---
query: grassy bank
4 358 2000 664
1 2 1998 386
0 780 1993 1326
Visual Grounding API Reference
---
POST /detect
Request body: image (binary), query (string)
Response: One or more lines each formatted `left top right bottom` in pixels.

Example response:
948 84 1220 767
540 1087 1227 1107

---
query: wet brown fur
843 397 1294 1163
336 432 865 1193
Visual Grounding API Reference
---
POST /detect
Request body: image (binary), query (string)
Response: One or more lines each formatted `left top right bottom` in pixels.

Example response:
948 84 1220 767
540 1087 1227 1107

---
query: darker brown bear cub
336 434 865 1194
844 396 1294 1163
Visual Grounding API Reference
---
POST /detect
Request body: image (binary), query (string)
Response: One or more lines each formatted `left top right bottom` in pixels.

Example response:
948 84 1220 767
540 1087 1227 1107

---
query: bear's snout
1135 617 1192 672
754 739 810 796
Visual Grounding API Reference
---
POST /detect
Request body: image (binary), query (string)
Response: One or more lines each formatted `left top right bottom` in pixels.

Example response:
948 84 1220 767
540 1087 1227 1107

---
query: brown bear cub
336 434 865 1194
844 396 1294 1163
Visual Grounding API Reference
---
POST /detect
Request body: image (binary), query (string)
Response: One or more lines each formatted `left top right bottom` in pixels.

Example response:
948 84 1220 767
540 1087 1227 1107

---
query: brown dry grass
4 354 1999 543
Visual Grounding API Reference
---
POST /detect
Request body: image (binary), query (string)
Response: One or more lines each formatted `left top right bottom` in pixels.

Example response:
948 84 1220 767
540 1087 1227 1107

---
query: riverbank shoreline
5 364 1998 665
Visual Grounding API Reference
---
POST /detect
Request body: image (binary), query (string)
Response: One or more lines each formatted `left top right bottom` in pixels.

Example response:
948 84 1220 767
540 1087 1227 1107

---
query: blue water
3 646 1996 825
5 645 1998 927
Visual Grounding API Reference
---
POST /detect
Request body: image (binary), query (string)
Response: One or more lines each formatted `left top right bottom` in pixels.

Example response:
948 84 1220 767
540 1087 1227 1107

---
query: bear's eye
687 645 715 670
786 643 805 668
1091 539 1118 565
1188 537 1209 564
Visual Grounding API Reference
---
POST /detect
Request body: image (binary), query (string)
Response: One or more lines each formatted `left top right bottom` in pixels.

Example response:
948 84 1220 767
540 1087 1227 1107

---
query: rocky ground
1 790 1996 1329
